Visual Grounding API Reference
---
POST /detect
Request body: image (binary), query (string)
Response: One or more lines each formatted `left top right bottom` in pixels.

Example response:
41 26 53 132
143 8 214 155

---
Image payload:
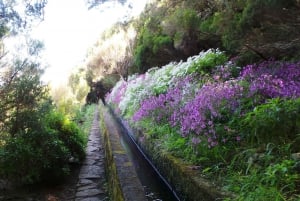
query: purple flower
132 76 194 124
108 58 300 149
192 137 201 145
241 60 300 99
170 80 244 147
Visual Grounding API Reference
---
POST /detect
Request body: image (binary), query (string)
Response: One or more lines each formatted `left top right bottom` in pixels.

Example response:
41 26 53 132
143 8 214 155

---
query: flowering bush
107 49 228 118
106 51 300 200
132 75 194 124
241 60 300 99
170 80 244 147
187 49 228 74
106 49 300 149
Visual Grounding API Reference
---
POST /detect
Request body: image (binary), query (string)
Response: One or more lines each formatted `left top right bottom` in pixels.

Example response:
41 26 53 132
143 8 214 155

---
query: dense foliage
107 49 300 200
0 53 88 184
0 0 90 185
82 0 300 99
0 106 87 184
130 0 300 73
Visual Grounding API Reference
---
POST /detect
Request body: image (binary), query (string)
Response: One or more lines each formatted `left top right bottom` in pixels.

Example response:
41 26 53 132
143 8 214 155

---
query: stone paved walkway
75 107 108 201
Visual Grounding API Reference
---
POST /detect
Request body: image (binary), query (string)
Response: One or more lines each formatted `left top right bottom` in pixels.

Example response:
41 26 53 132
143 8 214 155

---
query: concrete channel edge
110 107 235 201
99 104 147 201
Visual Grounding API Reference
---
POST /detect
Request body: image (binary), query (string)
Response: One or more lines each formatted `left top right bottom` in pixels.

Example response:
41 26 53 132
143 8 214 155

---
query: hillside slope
106 49 300 200
80 0 300 99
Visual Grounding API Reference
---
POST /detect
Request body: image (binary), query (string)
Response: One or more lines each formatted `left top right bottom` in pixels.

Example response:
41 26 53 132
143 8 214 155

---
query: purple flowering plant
107 49 228 119
105 51 300 200
132 75 195 124
170 80 245 148
241 60 300 100
107 48 300 155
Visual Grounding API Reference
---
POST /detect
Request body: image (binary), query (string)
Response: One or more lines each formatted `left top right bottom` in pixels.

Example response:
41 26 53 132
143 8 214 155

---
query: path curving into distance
75 106 108 201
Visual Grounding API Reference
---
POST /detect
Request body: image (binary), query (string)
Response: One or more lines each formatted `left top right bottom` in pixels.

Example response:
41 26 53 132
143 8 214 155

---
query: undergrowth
106 49 300 200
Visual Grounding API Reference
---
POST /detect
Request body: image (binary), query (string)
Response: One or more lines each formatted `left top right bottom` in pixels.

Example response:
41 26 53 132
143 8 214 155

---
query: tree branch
244 44 268 61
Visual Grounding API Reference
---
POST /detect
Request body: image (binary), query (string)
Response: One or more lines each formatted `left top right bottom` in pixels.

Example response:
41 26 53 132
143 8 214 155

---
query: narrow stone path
75 107 108 201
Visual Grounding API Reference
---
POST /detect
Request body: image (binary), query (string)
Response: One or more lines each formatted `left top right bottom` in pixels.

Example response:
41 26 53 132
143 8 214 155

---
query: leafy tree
50 84 79 118
162 8 201 48
68 69 90 104
133 26 177 73
85 0 126 9
7 61 47 135
0 43 86 185
0 100 87 184
0 0 87 185
0 40 46 136
0 0 47 34
132 3 206 73
86 23 136 81
0 40 77 184
86 81 108 105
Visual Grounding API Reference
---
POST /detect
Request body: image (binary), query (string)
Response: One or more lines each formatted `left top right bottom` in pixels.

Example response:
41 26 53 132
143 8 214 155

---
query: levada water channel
111 111 180 201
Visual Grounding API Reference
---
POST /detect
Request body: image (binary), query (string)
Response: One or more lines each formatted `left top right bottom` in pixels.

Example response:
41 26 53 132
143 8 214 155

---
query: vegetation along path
0 107 109 201
75 106 108 201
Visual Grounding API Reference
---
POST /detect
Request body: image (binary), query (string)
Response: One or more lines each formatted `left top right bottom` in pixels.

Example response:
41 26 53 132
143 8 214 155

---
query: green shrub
0 129 70 184
45 111 87 161
188 50 228 74
178 8 200 31
170 8 201 35
263 159 299 189
133 45 147 72
133 22 174 73
200 12 223 34
163 8 201 49
152 35 172 54
76 104 97 135
0 109 87 184
225 157 299 201
241 98 300 145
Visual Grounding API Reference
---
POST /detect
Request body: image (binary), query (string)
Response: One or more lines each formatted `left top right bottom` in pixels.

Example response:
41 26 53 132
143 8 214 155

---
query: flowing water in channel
113 113 180 201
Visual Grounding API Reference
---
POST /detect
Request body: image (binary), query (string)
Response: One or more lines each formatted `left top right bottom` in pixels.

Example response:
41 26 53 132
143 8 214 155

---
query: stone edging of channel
99 105 147 201
111 108 235 201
